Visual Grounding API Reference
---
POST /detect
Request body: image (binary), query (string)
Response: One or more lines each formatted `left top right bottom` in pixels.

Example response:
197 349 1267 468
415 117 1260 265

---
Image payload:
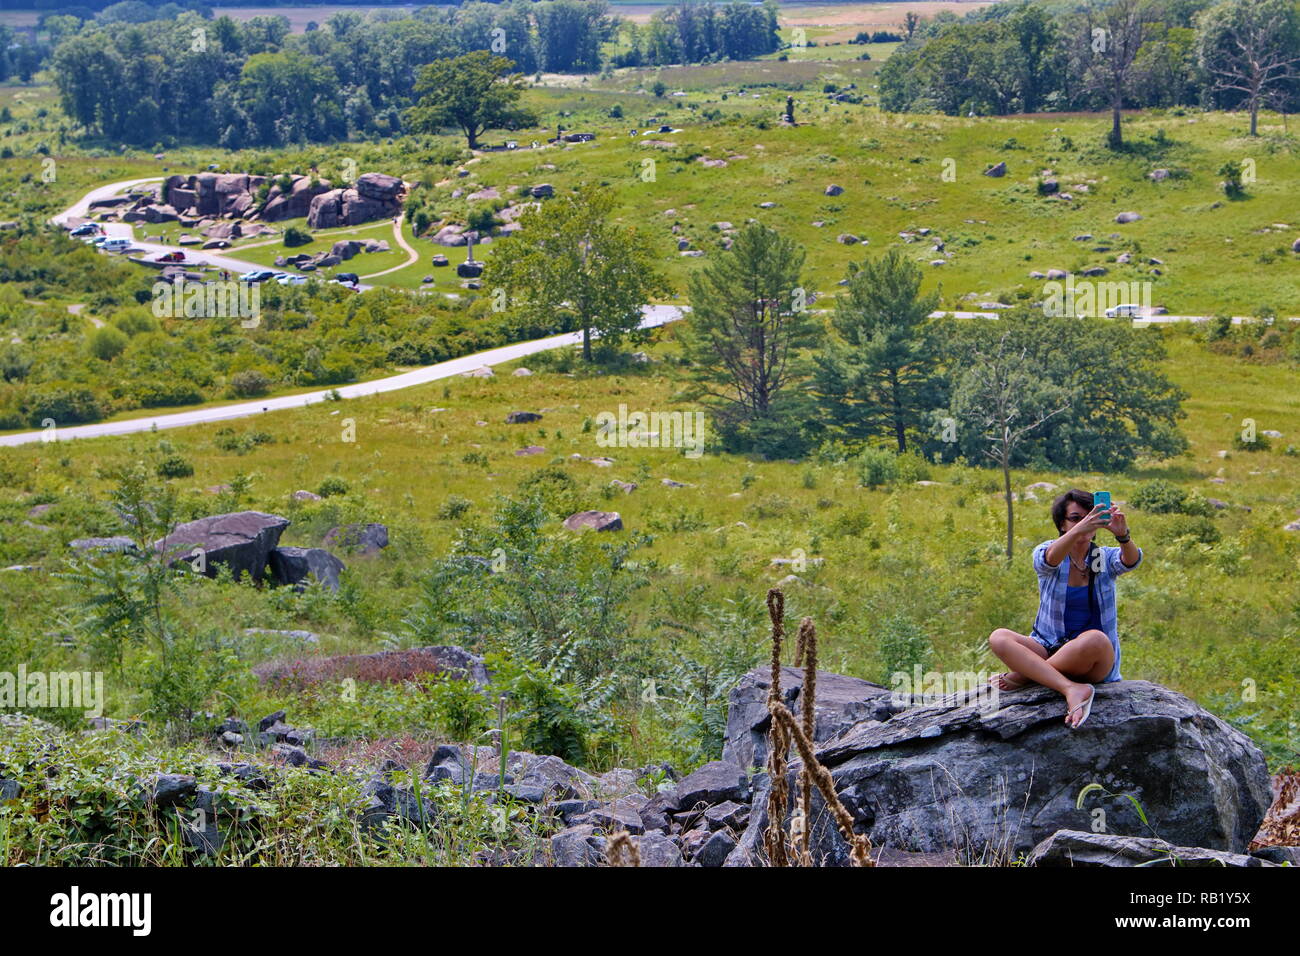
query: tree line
879 0 1300 140
611 1 782 67
45 2 616 147
38 1 780 147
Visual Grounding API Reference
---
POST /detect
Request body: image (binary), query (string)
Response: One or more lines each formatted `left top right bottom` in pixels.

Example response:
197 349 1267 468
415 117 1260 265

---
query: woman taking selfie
988 489 1143 729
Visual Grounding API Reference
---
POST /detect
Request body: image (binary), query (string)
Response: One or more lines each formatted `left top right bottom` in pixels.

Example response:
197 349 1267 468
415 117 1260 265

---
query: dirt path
358 215 420 280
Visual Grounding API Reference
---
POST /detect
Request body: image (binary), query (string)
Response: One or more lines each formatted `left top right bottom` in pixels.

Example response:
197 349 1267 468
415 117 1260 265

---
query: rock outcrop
154 511 290 582
308 173 404 229
1025 829 1280 867
730 679 1272 865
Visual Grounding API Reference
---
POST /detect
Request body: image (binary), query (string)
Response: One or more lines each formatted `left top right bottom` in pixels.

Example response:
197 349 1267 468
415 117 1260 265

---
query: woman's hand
1107 505 1129 538
1069 503 1110 538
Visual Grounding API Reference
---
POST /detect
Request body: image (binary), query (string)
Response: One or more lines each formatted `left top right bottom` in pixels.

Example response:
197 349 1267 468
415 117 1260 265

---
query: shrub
316 475 350 498
23 385 103 427
133 380 204 408
858 446 898 488
876 613 932 685
87 325 129 361
894 450 932 483
229 369 271 398
436 495 472 520
1232 431 1272 452
1156 515 1221 546
1130 479 1187 514
283 226 313 247
426 676 492 741
156 454 194 479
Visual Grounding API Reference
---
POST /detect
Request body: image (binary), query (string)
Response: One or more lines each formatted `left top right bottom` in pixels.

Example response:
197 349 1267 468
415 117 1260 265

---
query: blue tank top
1064 584 1099 640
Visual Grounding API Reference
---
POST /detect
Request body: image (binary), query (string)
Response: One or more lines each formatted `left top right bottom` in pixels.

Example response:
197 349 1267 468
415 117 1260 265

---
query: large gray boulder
153 511 289 581
562 511 623 532
322 522 388 555
260 175 332 222
355 172 403 202
268 546 345 591
1026 830 1278 867
722 665 896 773
804 680 1272 861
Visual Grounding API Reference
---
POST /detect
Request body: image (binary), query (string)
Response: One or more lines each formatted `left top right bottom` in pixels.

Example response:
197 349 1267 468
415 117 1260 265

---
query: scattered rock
1027 830 1278 867
1115 211 1142 224
675 760 749 809
69 536 137 553
322 522 388 555
984 161 1007 177
824 184 844 196
268 546 345 591
695 829 737 866
563 511 623 532
505 411 542 424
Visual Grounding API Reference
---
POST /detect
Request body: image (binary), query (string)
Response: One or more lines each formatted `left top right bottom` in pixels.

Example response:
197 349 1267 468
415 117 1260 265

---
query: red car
154 251 185 263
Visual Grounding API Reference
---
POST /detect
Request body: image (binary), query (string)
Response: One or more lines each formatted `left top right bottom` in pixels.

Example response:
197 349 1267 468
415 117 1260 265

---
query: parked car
239 270 277 283
99 237 132 252
1105 303 1143 318
154 251 185 263
276 274 308 286
334 272 359 285
70 223 101 237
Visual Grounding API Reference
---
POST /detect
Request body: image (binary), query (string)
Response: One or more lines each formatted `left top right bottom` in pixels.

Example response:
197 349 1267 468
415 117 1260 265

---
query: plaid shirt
1030 539 1143 683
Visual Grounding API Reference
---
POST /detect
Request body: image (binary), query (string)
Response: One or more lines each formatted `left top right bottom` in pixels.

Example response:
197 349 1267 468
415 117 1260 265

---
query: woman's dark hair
1051 489 1094 533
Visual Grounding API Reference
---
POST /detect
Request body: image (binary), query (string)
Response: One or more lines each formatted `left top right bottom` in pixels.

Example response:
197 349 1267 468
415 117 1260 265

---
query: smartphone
1094 491 1112 524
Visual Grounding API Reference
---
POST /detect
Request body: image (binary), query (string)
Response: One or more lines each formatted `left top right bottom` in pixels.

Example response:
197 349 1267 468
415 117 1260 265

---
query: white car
1104 304 1143 318
276 274 308 286
99 237 132 252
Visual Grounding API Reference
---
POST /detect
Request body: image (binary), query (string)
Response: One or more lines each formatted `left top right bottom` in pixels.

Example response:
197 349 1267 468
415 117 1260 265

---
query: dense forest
879 0 1300 123
7 1 780 146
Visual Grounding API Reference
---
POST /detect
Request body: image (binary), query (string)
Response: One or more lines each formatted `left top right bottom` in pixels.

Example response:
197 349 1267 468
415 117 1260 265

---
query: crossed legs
988 628 1113 728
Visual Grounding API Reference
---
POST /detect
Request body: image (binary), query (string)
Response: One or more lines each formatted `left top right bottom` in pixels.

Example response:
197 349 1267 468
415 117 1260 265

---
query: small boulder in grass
505 410 542 424
824 184 844 196
563 511 623 532
984 161 1007 177
1115 211 1142 224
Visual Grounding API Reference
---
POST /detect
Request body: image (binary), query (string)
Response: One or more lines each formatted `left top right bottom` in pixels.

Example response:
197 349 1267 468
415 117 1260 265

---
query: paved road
55 177 393 290
0 305 685 447
23 178 1290 449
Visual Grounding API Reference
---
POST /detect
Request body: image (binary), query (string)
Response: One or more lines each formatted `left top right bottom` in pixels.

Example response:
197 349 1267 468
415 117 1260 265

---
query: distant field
209 5 422 31
0 3 1003 35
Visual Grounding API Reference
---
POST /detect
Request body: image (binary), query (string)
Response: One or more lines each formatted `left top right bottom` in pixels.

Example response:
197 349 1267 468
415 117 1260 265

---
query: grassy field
8 51 1297 314
1 319 1297 774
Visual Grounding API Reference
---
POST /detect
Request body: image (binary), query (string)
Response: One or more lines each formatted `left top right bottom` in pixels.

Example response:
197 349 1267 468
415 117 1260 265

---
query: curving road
16 178 1291 449
1 305 684 447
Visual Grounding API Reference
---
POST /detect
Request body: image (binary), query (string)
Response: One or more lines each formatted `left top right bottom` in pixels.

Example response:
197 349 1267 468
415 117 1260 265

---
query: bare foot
990 671 1029 691
1063 683 1094 728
